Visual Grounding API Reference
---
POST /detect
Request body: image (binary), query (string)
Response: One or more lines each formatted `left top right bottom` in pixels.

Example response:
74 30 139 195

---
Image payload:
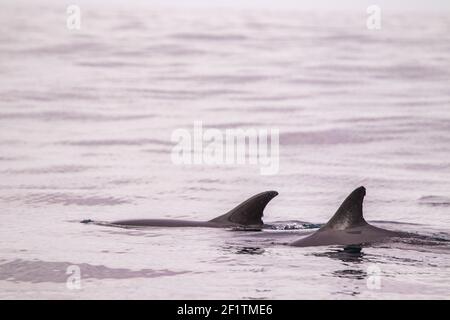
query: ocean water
0 2 449 299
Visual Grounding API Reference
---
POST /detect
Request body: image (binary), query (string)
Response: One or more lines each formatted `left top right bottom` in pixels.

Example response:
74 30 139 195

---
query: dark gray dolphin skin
291 186 401 247
87 191 278 229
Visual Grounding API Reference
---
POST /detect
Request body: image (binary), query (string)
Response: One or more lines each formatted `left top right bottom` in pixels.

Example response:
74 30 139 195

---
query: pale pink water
0 1 449 299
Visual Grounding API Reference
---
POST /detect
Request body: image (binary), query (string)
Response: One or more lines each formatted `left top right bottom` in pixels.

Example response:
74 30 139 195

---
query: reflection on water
313 245 365 264
0 259 188 283
314 247 368 297
235 247 265 255
332 268 367 280
221 244 266 255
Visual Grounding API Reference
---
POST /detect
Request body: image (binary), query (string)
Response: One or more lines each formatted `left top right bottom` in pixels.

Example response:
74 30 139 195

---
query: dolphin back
291 186 400 247
209 191 278 227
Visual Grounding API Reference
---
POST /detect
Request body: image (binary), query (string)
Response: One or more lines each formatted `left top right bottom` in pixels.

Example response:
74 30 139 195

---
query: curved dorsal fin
210 191 278 226
321 186 368 230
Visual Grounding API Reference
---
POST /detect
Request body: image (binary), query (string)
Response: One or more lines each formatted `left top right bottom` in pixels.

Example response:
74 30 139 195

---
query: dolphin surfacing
291 186 401 247
86 191 278 229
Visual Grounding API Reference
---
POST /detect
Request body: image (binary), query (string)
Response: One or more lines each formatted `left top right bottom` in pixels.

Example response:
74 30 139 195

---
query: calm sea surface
0 3 449 299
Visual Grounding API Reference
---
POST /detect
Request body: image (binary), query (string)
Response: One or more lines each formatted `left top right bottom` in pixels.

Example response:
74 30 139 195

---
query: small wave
77 61 142 68
0 111 155 122
280 129 372 145
1 193 131 206
418 195 450 207
267 221 322 230
170 32 248 42
369 220 422 226
59 138 171 147
0 259 188 283
2 165 91 175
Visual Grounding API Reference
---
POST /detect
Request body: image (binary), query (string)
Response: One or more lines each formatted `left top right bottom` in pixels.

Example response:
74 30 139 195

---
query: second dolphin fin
209 191 278 226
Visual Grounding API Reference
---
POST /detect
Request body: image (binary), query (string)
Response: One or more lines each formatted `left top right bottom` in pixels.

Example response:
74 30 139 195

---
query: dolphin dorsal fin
321 186 368 230
210 191 278 226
